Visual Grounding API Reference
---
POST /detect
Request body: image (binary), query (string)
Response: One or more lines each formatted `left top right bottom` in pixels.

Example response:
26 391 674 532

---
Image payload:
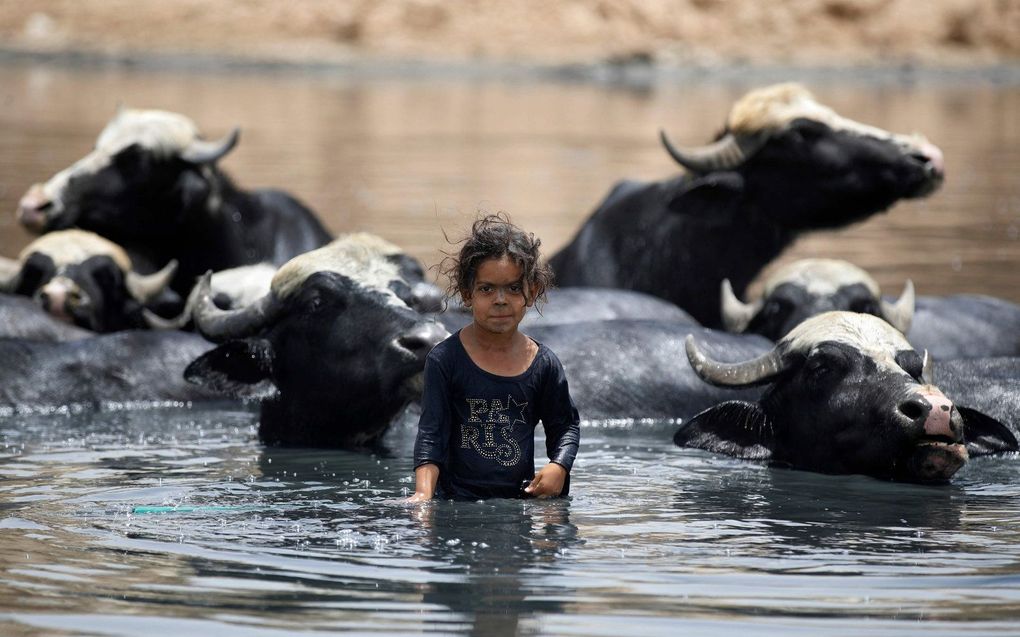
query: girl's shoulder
426 331 465 366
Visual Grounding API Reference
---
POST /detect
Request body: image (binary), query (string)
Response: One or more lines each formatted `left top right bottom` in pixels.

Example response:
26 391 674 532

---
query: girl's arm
409 463 440 502
408 354 453 502
532 352 581 497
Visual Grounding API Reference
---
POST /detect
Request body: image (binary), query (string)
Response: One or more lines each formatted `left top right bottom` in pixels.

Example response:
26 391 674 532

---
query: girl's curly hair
438 212 554 308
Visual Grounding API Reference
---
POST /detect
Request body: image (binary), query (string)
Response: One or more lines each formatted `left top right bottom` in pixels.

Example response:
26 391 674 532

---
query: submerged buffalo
184 234 448 448
1 230 177 332
720 259 915 340
16 108 331 294
147 233 444 330
0 293 92 342
436 287 696 333
722 258 1020 359
676 312 1016 483
0 330 220 408
550 83 944 327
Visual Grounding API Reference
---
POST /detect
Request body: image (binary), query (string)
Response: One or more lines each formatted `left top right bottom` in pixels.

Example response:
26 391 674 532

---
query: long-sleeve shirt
413 331 581 500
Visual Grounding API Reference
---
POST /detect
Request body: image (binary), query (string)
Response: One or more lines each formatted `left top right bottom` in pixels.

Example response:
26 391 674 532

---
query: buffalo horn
0 255 22 293
880 279 915 335
126 259 178 303
180 127 240 164
192 271 281 342
685 334 785 387
921 349 935 386
720 279 761 333
142 281 202 330
659 130 762 173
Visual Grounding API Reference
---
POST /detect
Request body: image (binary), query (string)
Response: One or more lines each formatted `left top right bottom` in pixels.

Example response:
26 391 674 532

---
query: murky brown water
0 64 1017 302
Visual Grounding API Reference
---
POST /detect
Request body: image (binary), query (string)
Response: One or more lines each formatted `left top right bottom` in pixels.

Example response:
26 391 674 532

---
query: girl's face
464 255 533 335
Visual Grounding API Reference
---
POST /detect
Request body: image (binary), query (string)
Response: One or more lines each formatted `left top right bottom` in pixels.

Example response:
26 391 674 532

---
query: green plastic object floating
131 505 253 514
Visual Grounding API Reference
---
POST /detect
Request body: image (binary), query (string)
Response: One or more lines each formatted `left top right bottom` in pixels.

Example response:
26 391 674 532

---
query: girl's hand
524 463 568 498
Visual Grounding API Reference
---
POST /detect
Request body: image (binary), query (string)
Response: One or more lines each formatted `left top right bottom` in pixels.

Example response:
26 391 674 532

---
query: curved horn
921 349 935 386
142 279 202 330
126 259 178 303
720 279 761 333
659 130 763 173
880 279 915 335
685 334 785 387
192 271 282 342
0 255 22 293
180 127 240 164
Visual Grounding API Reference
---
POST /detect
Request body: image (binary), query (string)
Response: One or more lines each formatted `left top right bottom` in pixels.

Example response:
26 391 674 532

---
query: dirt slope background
0 0 1017 70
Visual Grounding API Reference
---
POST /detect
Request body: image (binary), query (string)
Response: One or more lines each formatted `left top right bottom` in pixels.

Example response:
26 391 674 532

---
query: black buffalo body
16 109 331 295
550 83 944 327
0 330 220 408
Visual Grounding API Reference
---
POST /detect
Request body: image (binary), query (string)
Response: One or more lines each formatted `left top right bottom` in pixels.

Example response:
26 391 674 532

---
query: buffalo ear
960 406 1019 456
184 338 277 400
665 171 744 216
674 400 775 460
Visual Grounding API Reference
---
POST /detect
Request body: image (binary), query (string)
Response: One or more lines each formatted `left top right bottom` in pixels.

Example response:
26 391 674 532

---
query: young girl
409 214 580 501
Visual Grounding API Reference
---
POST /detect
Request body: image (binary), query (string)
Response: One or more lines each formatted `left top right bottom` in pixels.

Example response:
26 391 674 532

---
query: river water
0 62 1019 635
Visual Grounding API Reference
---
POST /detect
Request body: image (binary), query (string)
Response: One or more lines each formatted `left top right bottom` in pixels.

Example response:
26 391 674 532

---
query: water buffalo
935 357 1020 452
720 258 915 340
0 293 92 341
0 330 221 409
15 108 332 295
676 312 1016 483
436 287 696 333
146 233 444 330
184 235 449 448
0 230 177 332
722 258 1020 359
526 320 770 421
549 83 945 327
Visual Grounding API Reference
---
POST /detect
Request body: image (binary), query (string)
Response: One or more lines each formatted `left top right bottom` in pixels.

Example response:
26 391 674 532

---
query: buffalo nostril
898 398 928 423
398 334 431 354
397 323 449 359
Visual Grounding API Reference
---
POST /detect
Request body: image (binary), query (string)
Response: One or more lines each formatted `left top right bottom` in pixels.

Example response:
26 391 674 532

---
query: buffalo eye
803 346 850 387
895 350 924 381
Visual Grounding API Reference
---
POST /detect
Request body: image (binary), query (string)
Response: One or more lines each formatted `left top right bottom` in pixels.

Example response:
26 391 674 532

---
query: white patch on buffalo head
763 258 880 299
782 311 915 377
20 229 132 272
727 82 931 150
38 109 203 210
271 233 408 307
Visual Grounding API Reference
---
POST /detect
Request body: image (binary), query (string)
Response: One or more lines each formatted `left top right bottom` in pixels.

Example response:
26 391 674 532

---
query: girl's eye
509 285 522 294
477 285 493 294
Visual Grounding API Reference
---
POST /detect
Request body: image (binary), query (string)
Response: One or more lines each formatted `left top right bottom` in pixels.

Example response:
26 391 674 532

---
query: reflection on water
3 409 1020 634
0 64 1017 301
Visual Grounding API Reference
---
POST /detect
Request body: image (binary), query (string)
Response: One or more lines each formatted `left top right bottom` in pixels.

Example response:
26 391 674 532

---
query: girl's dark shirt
413 331 580 501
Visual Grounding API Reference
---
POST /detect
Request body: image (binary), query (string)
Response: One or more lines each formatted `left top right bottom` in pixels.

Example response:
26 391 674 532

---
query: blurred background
0 0 1018 300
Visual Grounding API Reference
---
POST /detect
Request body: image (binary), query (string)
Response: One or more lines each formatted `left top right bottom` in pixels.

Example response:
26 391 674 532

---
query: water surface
2 408 1020 635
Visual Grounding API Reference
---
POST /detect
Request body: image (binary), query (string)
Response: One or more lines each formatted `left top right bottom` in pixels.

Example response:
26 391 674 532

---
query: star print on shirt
507 395 528 426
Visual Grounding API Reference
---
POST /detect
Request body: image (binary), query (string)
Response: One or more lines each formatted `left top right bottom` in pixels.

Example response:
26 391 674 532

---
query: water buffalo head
721 258 915 340
0 229 176 332
660 83 944 229
16 108 238 237
677 312 1016 483
184 234 448 448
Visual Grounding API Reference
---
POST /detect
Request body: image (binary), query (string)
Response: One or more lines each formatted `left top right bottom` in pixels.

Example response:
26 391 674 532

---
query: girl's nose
495 287 507 302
